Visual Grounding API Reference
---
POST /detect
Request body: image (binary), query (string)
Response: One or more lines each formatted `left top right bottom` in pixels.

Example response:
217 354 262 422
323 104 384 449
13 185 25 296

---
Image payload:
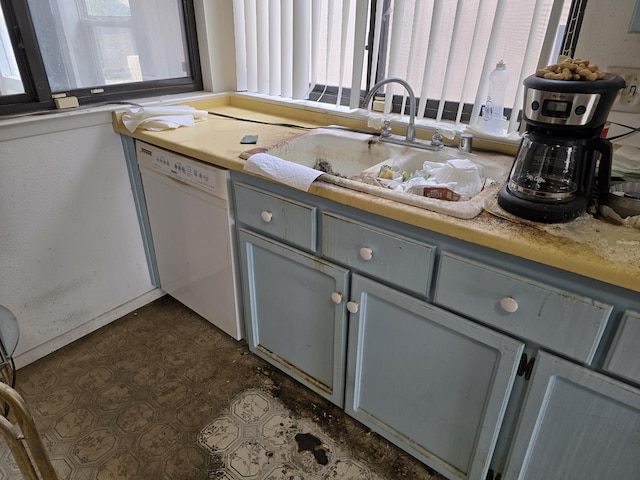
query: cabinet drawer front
322 212 436 297
434 253 612 363
234 182 317 251
604 310 640 385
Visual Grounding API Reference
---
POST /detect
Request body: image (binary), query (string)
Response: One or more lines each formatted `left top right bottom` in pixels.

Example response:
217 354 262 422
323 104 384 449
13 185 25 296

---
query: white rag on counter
244 153 324 191
122 106 209 132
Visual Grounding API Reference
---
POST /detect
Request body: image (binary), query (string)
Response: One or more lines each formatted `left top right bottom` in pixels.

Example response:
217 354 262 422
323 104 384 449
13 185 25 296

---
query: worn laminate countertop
113 95 640 294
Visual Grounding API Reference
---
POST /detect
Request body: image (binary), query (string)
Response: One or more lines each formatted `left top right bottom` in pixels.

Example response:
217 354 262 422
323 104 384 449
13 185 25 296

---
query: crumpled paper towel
599 205 640 229
122 106 208 132
244 153 323 191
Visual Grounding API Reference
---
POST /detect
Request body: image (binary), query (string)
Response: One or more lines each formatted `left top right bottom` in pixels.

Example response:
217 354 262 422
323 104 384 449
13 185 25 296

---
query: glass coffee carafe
508 133 591 202
499 130 613 222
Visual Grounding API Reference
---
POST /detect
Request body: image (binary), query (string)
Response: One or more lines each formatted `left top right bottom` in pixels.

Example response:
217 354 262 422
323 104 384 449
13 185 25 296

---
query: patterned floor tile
199 390 384 480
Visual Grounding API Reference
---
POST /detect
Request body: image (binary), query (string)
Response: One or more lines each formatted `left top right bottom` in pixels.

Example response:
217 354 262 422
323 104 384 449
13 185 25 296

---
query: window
233 0 581 135
0 0 201 116
0 6 24 95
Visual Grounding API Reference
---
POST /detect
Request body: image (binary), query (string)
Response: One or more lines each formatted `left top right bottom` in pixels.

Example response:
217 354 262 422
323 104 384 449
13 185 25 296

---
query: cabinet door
504 351 640 480
604 310 640 385
238 229 349 406
345 274 524 480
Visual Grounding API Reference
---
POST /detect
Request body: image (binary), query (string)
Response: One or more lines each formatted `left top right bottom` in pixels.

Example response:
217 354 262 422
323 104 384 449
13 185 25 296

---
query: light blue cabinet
504 351 640 480
231 171 640 480
603 310 640 385
238 229 349 406
345 274 524 480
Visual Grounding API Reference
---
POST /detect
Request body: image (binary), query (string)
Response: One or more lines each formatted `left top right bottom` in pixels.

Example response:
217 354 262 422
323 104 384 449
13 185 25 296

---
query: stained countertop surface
112 95 640 294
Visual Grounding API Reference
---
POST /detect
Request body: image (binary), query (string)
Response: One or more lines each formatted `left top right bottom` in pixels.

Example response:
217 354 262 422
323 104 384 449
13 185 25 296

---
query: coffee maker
497 73 625 222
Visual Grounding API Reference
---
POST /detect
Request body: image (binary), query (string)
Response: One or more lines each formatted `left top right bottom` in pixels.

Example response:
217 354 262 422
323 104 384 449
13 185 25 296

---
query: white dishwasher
136 141 243 340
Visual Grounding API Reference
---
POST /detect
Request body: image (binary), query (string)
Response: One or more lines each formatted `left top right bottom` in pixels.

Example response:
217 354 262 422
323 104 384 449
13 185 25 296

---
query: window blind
232 0 571 134
233 0 368 107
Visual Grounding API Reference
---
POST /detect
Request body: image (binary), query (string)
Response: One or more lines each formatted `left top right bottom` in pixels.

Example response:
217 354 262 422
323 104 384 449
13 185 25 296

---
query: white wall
0 111 158 367
575 0 640 147
576 0 640 69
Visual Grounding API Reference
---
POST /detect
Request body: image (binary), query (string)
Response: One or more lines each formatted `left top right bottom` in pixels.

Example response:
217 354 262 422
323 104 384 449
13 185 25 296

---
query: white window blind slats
268 0 281 97
257 0 269 94
455 1 490 125
292 1 311 99
232 0 247 92
416 0 446 120
385 0 408 115
336 0 352 106
233 0 570 133
436 0 465 123
280 0 293 98
243 0 258 93
316 0 336 102
368 0 386 94
507 0 553 133
350 2 368 108
311 0 322 89
538 0 566 71
404 0 426 114
469 0 510 127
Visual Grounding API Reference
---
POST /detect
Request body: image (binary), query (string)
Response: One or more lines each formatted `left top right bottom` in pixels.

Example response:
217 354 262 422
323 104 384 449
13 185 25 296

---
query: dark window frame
0 0 202 117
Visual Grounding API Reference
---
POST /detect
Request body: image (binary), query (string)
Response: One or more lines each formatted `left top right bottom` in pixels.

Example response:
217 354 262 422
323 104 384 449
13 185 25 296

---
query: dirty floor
1 296 445 479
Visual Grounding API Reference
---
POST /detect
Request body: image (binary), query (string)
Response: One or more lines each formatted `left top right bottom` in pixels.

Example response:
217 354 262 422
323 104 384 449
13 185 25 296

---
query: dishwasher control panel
153 151 218 192
137 141 228 198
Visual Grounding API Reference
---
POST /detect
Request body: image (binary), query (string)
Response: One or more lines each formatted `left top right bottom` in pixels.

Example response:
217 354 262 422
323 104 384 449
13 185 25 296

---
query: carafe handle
590 138 613 203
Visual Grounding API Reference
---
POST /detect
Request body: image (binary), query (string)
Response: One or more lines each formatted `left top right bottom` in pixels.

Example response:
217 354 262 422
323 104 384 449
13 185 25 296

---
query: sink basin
263 128 397 177
254 128 514 219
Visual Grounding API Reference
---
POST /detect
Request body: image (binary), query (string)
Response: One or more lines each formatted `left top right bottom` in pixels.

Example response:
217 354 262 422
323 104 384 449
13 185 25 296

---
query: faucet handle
381 119 393 138
431 129 444 147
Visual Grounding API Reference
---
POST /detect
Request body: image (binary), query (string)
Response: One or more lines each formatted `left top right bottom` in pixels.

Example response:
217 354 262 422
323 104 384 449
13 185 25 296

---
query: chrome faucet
362 77 416 142
361 77 443 151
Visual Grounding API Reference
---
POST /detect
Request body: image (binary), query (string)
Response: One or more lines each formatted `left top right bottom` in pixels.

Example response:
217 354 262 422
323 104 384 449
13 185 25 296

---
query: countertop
112 95 640 294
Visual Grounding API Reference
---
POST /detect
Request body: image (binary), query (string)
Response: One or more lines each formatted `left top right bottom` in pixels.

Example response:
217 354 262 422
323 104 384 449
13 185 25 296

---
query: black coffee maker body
498 74 625 223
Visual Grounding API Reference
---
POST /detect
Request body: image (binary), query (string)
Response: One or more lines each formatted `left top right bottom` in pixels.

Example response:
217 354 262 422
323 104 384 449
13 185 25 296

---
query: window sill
230 92 521 155
0 91 224 142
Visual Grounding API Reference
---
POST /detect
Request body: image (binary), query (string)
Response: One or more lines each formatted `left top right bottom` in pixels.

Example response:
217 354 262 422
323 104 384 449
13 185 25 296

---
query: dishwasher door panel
140 166 243 340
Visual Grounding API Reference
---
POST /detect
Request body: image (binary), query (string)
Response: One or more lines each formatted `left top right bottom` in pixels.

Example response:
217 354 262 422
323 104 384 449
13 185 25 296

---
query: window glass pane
0 5 26 95
26 0 190 92
84 0 131 17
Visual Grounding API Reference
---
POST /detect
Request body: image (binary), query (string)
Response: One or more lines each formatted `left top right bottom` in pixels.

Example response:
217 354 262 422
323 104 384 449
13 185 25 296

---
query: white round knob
331 292 343 304
347 301 359 314
500 296 519 313
359 247 373 261
261 210 273 222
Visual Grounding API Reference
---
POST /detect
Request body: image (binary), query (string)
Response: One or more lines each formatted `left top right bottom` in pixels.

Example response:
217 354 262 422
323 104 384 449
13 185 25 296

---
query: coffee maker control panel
525 89 601 127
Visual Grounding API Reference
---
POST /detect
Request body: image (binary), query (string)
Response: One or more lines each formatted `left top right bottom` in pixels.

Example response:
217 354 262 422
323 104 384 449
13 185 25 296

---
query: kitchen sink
251 128 514 219
263 128 398 177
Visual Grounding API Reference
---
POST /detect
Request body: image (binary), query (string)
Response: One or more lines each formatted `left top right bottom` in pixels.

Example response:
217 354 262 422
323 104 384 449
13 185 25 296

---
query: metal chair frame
1 305 56 478
1 379 58 479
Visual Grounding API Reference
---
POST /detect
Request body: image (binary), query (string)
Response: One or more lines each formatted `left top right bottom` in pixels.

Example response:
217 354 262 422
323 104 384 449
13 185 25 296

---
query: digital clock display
542 99 572 117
